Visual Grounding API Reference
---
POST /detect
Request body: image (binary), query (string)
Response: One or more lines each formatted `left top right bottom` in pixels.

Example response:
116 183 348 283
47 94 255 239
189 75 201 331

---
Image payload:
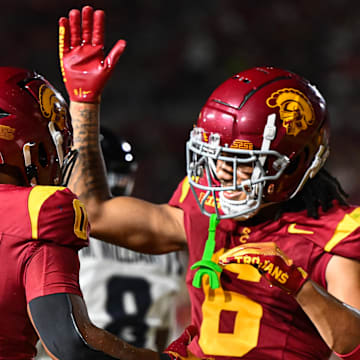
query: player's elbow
54 329 93 358
45 322 110 359
30 294 114 359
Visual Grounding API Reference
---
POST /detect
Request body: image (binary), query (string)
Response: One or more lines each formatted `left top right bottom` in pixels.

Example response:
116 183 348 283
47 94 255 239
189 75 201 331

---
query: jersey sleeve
323 206 360 260
24 242 82 302
309 251 332 289
28 186 89 249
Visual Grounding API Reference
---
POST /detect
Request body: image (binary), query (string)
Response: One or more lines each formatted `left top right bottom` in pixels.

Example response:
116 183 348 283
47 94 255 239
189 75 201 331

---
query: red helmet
0 67 73 186
186 66 329 219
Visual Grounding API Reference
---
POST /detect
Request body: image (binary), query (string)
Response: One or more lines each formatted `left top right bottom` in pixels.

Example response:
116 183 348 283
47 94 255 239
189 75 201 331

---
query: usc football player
62 5 360 360
0 66 192 358
0 66 169 359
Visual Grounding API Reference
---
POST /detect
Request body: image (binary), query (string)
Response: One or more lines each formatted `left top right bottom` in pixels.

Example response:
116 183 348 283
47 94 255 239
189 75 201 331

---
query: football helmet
0 67 74 186
100 126 138 196
186 67 329 219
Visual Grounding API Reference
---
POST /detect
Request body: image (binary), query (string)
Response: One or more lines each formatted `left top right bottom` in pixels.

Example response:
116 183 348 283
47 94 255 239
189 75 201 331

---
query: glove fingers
104 39 126 69
58 17 70 54
81 5 93 45
69 9 81 47
93 9 105 46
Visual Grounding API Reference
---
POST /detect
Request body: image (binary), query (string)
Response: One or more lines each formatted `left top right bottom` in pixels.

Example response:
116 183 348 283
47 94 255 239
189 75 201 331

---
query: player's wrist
66 88 102 103
69 101 101 117
69 100 101 106
69 102 101 145
70 97 101 104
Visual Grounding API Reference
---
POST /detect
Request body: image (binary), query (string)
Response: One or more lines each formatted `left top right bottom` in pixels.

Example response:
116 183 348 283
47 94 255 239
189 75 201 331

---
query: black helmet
100 126 138 196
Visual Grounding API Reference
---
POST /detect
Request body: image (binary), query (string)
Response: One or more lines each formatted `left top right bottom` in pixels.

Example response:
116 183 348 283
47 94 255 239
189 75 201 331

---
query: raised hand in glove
160 325 198 360
59 5 126 103
219 242 308 295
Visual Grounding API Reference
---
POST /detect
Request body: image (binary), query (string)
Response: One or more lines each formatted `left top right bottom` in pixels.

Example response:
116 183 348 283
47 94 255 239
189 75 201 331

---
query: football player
79 126 185 352
61 5 360 360
0 67 168 359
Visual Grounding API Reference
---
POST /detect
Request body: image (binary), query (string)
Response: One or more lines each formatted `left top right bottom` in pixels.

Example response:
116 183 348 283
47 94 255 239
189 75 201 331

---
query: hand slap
59 6 126 103
219 242 309 295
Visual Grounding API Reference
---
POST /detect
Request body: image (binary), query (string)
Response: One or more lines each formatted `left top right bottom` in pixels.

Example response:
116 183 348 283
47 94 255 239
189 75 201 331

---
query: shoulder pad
324 207 360 256
28 186 89 248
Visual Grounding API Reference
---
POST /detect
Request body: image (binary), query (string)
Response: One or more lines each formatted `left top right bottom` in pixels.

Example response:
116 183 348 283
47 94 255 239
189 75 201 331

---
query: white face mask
218 191 260 220
186 115 290 220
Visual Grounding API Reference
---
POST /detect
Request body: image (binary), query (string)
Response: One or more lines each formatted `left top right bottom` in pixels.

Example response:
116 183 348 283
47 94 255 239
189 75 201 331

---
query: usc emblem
0 125 15 140
39 84 66 130
266 88 315 136
230 139 253 150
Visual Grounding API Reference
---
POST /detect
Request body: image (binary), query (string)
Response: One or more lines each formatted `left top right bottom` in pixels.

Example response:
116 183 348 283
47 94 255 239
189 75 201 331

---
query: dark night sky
2 0 359 202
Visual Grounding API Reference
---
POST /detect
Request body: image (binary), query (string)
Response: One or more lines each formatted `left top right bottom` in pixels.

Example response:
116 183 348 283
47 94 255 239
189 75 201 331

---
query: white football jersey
78 237 185 350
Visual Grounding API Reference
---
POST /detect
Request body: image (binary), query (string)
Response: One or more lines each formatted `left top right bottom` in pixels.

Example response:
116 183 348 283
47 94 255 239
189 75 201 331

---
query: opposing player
60 5 360 360
79 127 185 351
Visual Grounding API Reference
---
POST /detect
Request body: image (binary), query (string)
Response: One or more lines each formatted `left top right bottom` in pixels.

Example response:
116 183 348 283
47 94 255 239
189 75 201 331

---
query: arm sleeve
29 293 118 360
24 242 82 303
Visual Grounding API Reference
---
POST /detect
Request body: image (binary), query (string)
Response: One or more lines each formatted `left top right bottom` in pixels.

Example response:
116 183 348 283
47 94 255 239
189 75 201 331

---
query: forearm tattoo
68 103 110 201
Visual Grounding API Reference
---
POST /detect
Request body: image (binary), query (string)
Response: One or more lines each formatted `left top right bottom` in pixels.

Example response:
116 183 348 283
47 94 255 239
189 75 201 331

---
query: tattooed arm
60 6 187 253
68 101 186 253
59 5 122 202
68 102 110 205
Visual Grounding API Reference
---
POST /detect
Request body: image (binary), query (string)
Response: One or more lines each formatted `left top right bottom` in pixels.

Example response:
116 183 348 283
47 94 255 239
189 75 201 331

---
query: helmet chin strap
290 138 330 199
22 121 66 187
23 142 38 186
48 122 64 167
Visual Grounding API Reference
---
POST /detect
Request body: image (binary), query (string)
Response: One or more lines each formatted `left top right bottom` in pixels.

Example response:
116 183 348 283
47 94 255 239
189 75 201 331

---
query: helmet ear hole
38 142 48 168
284 146 310 176
284 155 300 175
303 146 309 162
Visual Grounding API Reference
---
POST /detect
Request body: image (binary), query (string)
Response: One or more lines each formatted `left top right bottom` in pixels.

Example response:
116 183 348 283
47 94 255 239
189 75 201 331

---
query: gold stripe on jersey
179 177 190 203
28 186 66 239
324 207 360 252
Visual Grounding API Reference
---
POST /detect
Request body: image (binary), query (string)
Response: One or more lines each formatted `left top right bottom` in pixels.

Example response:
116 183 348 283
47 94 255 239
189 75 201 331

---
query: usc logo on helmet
230 140 253 150
0 125 15 140
266 88 315 136
39 84 66 130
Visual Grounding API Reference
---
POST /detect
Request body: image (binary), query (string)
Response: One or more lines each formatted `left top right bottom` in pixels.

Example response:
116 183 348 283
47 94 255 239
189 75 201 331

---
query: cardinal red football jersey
169 177 360 360
0 184 89 359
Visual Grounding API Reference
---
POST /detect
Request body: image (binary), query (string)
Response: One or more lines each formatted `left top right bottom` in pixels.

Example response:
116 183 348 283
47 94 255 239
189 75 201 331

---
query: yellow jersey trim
72 198 89 240
179 177 190 204
324 207 360 252
28 186 65 239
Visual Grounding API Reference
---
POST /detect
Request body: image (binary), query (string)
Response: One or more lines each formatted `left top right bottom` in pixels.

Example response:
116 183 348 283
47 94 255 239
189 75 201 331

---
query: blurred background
2 0 359 203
